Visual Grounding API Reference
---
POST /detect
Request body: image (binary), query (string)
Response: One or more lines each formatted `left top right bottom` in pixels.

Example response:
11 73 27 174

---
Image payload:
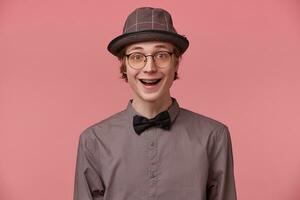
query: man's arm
207 126 237 200
74 133 105 200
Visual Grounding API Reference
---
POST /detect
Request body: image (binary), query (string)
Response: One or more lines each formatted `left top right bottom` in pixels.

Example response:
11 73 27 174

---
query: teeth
140 79 160 83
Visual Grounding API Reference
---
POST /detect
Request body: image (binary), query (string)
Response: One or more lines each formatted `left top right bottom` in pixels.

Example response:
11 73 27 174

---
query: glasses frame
125 51 174 70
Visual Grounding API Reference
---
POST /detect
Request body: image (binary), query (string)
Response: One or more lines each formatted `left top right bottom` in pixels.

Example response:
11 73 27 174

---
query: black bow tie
133 111 171 135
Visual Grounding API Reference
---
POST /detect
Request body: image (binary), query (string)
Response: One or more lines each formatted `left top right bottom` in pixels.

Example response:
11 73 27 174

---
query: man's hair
116 46 182 82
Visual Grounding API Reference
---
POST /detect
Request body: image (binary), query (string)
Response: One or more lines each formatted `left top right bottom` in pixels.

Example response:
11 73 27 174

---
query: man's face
124 41 179 104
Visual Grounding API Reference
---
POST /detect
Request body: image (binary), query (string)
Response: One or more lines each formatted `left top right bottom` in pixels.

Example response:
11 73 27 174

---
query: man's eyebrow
126 44 172 54
127 46 144 52
153 44 171 49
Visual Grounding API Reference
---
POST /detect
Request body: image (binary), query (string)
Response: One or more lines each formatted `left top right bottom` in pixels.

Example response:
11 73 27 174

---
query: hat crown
123 7 177 34
107 7 189 56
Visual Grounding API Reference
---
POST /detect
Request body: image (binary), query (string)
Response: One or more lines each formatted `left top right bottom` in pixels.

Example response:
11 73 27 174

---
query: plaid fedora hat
107 7 189 56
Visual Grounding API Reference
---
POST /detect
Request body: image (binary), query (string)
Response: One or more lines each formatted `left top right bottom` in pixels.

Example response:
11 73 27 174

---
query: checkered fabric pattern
123 7 177 34
107 7 189 56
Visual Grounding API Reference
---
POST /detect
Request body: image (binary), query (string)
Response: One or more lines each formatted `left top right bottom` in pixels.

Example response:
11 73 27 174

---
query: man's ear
178 56 182 64
175 58 181 70
123 57 128 74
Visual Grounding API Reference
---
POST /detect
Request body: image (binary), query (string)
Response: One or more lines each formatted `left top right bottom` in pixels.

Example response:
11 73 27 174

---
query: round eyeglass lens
154 51 172 68
128 53 145 69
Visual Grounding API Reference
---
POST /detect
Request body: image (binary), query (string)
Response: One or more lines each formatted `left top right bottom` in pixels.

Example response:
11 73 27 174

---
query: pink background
1 0 300 199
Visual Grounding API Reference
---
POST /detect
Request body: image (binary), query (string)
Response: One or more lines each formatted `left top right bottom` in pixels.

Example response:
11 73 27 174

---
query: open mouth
139 79 162 86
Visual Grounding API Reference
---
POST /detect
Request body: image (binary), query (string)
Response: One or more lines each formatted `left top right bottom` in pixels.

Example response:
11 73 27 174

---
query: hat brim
107 30 189 56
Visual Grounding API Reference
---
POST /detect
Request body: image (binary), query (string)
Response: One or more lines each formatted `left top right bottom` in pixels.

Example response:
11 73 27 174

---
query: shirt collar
125 97 180 125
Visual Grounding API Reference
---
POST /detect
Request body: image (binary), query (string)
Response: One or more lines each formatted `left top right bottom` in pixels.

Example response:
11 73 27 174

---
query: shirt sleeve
73 133 105 200
206 125 237 200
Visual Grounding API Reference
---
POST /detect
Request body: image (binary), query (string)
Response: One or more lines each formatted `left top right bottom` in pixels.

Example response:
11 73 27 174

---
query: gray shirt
73 98 237 200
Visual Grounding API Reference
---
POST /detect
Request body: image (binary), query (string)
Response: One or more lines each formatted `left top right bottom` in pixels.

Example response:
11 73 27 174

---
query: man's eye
131 54 144 60
156 52 168 59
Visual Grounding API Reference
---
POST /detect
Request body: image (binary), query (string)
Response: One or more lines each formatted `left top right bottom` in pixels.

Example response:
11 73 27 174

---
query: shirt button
150 171 156 178
150 142 155 147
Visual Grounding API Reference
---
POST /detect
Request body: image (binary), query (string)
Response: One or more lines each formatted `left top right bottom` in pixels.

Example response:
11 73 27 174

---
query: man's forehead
126 41 174 52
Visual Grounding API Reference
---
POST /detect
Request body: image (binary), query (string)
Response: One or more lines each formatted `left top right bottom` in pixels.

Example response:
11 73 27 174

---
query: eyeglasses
125 51 174 70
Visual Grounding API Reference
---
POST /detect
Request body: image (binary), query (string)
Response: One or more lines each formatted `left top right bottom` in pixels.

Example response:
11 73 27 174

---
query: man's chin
137 92 171 104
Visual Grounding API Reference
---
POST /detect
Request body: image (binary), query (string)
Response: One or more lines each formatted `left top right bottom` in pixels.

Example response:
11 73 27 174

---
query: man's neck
131 96 173 119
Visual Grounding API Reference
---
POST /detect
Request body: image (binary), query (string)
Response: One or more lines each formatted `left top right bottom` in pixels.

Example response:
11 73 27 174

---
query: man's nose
142 56 158 72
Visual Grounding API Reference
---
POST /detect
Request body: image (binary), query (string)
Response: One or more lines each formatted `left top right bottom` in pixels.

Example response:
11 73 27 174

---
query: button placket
147 128 159 199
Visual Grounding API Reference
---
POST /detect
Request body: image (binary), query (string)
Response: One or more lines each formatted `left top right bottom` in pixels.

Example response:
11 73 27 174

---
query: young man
74 7 237 200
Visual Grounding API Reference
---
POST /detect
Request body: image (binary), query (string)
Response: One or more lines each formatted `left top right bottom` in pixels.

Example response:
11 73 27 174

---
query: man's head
107 7 189 103
120 41 181 103
116 42 181 81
